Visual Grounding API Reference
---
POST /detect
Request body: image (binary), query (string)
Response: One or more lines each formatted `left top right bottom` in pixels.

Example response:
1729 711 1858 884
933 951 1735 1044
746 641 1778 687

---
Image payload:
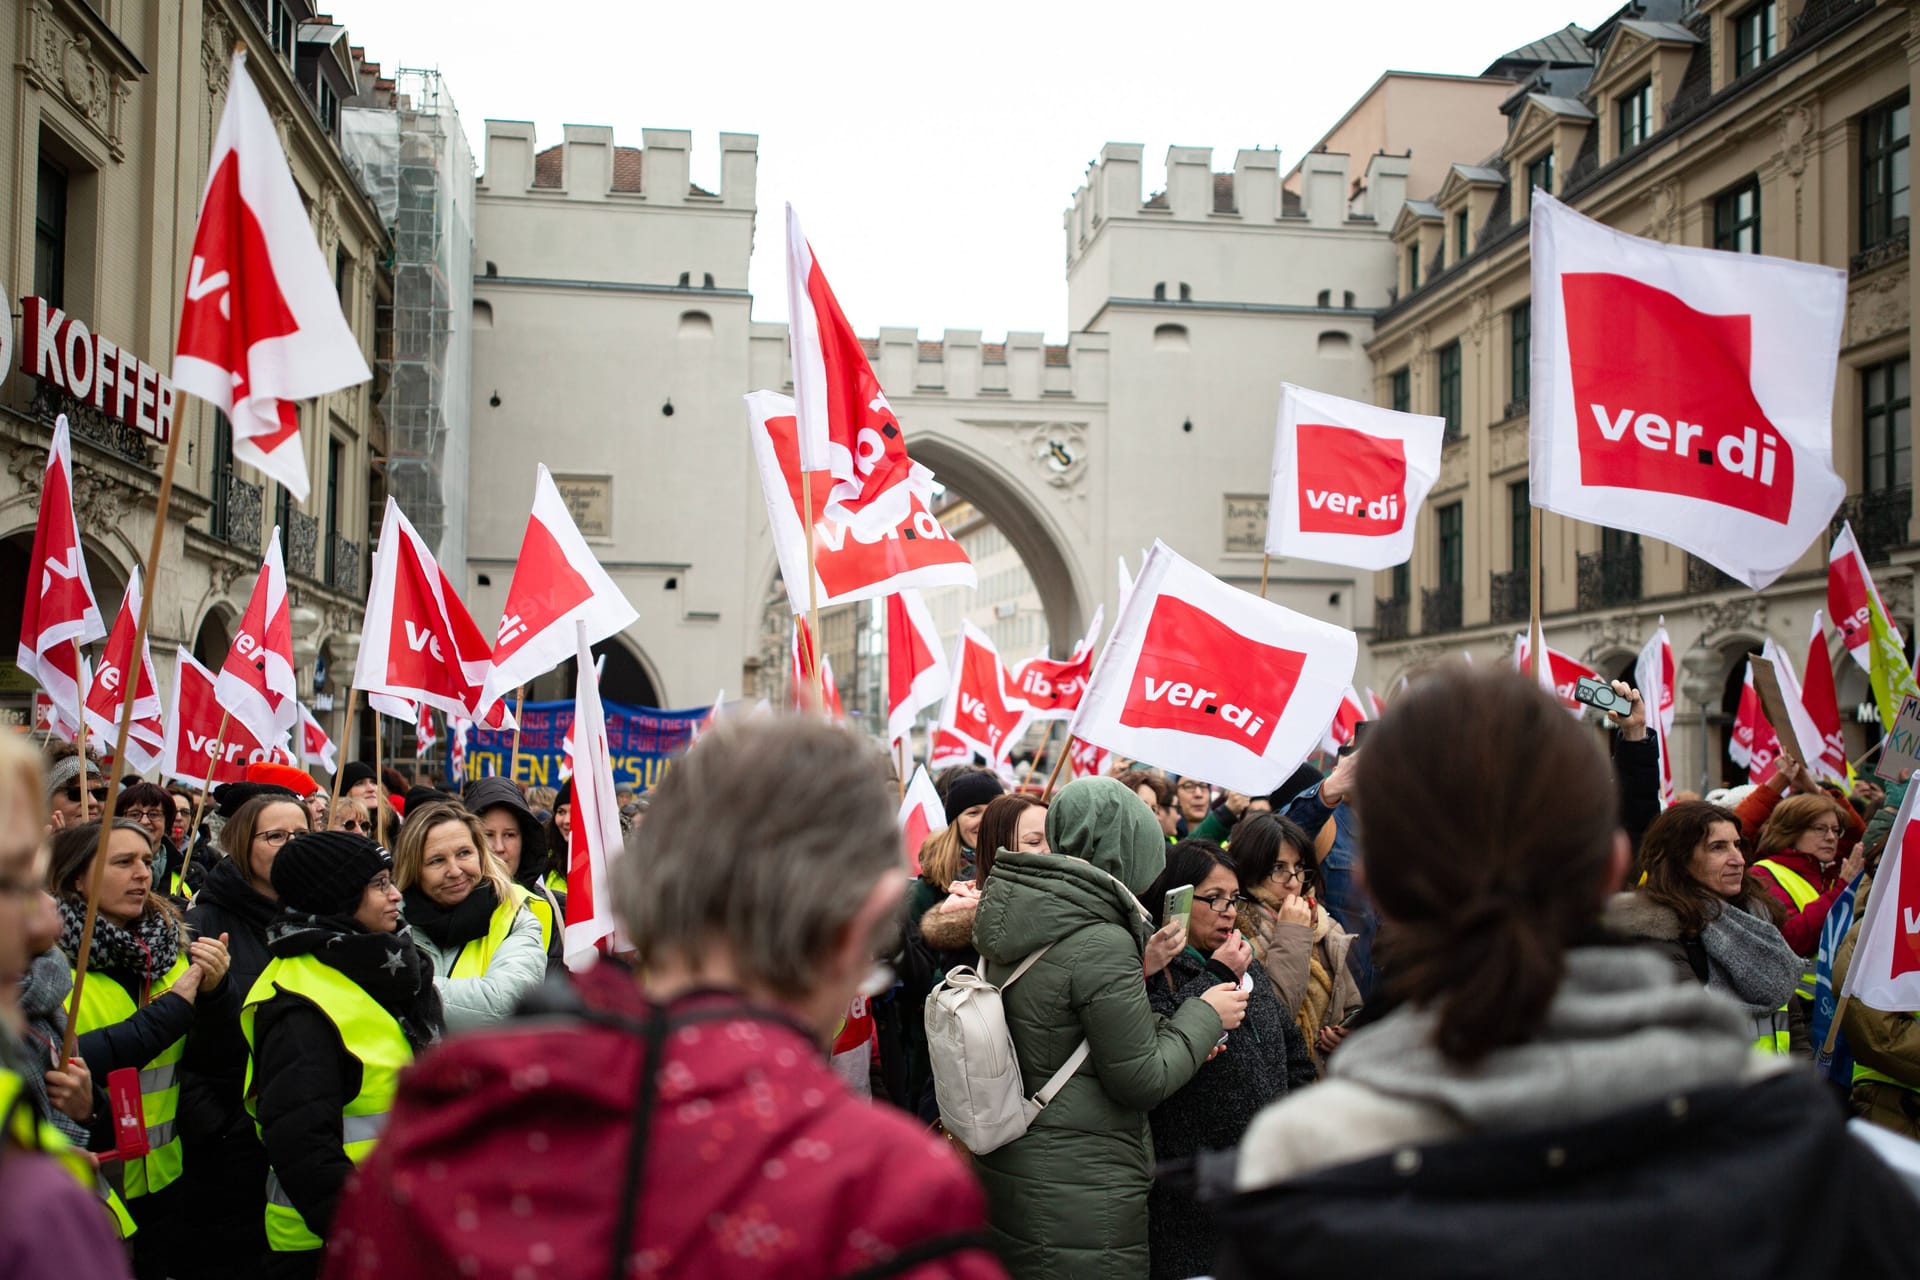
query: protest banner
456 696 714 792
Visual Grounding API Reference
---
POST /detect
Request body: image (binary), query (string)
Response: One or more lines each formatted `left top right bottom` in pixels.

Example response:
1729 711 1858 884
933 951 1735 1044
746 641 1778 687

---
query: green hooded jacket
970 777 1222 1280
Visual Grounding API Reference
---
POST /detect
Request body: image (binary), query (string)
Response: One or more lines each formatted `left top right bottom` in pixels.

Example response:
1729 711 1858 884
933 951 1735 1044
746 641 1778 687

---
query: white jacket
410 898 547 1034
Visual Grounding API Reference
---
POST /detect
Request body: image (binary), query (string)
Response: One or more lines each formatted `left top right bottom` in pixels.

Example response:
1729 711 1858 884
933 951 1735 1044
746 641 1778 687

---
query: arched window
472 299 494 328
1153 323 1190 352
1317 330 1352 355
1153 282 1167 301
1343 290 1356 309
678 310 714 338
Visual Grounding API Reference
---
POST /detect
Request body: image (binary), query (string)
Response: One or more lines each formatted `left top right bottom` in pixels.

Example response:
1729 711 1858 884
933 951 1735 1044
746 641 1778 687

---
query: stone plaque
1223 494 1268 554
551 474 612 539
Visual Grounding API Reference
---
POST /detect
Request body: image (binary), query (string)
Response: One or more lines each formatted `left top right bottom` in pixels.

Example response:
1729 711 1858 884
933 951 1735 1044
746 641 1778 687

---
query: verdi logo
1562 272 1793 525
1120 595 1302 754
1296 422 1408 536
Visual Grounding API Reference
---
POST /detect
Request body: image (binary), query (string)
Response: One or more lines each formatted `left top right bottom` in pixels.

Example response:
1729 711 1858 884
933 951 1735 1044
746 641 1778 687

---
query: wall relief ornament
1847 267 1909 347
1017 422 1089 493
24 0 133 160
1698 593 1766 644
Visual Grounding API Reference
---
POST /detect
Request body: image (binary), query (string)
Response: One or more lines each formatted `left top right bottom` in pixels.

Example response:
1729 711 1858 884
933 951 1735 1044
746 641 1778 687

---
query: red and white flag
160 647 274 786
1839 783 1920 1012
930 725 973 770
1072 541 1357 796
215 526 298 748
897 765 947 876
415 702 438 757
1801 612 1848 785
1635 623 1678 807
1069 736 1112 780
83 569 164 773
18 417 104 721
1011 607 1105 723
1267 382 1444 570
1728 660 1785 784
172 52 370 501
939 622 1033 766
1319 686 1368 755
886 590 948 746
476 465 638 723
298 703 337 776
1761 637 1833 786
1512 632 1600 717
354 498 510 727
1528 192 1846 589
790 618 845 718
748 392 973 614
564 622 624 970
1829 522 1898 673
447 714 471 782
1366 687 1387 718
784 205 919 532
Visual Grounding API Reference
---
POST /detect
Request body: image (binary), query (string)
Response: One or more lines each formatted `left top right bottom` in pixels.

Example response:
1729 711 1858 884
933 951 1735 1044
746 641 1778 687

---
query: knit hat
403 786 446 816
943 770 1005 825
245 762 320 797
270 830 392 917
213 781 298 820
45 755 102 798
340 761 377 791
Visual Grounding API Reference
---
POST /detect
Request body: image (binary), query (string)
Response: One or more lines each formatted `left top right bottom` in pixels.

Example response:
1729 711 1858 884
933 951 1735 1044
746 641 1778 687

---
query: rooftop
530 143 715 196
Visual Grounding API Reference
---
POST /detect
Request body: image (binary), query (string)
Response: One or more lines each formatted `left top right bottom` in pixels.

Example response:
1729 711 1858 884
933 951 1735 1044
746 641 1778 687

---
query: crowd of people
3 664 1919 1279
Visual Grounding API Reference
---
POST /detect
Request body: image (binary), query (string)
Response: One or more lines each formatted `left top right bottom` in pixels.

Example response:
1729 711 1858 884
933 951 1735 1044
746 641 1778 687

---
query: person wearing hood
540 779 573 895
393 801 546 1031
1211 667 1918 1280
241 831 442 1280
180 791 313 1277
464 776 567 968
971 775 1245 1280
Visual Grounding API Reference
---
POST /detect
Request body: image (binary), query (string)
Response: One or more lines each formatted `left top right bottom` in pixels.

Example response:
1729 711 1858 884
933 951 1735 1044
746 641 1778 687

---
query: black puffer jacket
463 776 566 967
182 856 281 1142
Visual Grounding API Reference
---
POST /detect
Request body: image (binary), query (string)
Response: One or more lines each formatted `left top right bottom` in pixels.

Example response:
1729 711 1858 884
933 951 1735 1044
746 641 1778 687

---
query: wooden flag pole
64 393 190 1063
374 709 386 849
509 686 526 782
799 471 826 712
1258 553 1271 600
1528 506 1545 684
1040 734 1075 803
175 709 230 893
1030 720 1061 791
71 638 90 786
327 688 358 817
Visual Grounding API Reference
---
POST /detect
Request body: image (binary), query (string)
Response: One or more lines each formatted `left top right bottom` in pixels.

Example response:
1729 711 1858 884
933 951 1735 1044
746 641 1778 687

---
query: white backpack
924 945 1090 1155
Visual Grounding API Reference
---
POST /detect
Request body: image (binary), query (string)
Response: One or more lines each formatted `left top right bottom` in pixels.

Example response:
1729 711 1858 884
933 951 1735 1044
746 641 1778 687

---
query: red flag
565 624 623 969
790 620 845 718
1011 607 1105 723
354 498 507 726
416 702 438 757
1512 632 1601 718
160 647 272 786
1829 522 1897 673
1728 660 1784 785
215 526 298 747
18 417 104 719
298 703 337 775
897 765 947 876
886 591 949 746
930 726 972 770
1636 624 1678 807
1069 736 1111 780
1802 614 1848 784
477 465 638 722
938 623 1033 766
172 52 369 500
84 569 164 773
784 205 918 532
1320 686 1368 754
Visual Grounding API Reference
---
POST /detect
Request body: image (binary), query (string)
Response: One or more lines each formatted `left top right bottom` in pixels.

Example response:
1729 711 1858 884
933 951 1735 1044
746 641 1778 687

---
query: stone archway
0 528 130 726
192 606 234 673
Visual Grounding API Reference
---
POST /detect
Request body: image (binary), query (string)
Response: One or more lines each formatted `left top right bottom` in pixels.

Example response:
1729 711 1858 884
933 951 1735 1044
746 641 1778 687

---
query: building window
1734 3 1775 77
269 0 295 59
1437 502 1464 588
1391 563 1409 601
1618 80 1653 152
1436 341 1463 440
1864 358 1911 494
211 412 234 536
1527 151 1554 205
1406 242 1421 291
1861 93 1911 254
1714 178 1762 253
325 437 343 582
1509 481 1530 574
35 153 68 307
316 78 339 135
1455 211 1470 261
1317 288 1331 307
1509 302 1531 410
1390 366 1411 414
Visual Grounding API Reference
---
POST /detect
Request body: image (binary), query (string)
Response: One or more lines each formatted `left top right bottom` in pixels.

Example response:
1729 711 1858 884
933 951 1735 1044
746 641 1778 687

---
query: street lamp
1680 646 1725 794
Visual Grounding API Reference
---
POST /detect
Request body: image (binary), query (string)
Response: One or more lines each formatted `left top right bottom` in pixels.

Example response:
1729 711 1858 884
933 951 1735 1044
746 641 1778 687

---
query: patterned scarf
265 911 445 1051
55 894 183 987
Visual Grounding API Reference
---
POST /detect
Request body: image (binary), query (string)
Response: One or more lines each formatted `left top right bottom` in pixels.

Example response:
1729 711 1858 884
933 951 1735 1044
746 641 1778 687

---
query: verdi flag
18 417 104 722
897 765 947 877
1010 607 1104 723
938 623 1033 765
1800 612 1848 785
885 590 948 746
1266 382 1444 570
563 621 624 971
214 525 299 749
1839 783 1920 1013
1829 521 1898 673
1635 623 1677 807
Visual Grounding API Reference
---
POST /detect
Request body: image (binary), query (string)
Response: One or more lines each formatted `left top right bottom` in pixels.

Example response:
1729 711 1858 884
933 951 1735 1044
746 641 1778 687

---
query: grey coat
410 897 547 1033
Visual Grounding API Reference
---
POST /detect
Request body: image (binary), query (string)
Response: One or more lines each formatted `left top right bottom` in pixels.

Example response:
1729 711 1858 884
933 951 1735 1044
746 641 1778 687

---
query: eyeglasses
334 820 371 834
365 873 397 895
1194 892 1248 916
254 828 300 847
122 808 169 823
1805 824 1843 838
1270 863 1310 884
1176 780 1210 793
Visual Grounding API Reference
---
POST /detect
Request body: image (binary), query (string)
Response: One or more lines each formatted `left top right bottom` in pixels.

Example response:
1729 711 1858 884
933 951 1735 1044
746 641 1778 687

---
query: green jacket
971 778 1221 1280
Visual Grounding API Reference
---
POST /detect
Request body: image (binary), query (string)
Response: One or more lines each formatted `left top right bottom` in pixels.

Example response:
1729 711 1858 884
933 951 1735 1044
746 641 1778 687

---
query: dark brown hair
973 793 1047 888
1225 812 1318 900
1355 666 1619 1065
220 793 313 879
47 819 184 936
1637 800 1782 935
1114 769 1172 811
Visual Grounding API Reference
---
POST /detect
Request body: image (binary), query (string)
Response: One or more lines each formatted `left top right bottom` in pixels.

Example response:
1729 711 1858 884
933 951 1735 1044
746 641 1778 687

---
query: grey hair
616 716 902 1000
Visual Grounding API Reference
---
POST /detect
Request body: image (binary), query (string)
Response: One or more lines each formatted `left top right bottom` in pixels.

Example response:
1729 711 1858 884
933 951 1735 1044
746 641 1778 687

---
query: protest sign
458 697 713 791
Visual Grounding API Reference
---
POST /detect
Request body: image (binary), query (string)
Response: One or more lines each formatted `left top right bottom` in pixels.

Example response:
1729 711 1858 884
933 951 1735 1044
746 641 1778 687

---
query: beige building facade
1368 0 1915 789
0 0 392 756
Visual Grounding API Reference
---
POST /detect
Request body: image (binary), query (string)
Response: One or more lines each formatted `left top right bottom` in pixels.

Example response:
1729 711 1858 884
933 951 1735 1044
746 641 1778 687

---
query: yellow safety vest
241 954 414 1253
1753 858 1822 1001
524 890 557 956
448 886 532 980
70 952 189 1199
543 866 567 896
1853 1013 1920 1093
0 1068 137 1238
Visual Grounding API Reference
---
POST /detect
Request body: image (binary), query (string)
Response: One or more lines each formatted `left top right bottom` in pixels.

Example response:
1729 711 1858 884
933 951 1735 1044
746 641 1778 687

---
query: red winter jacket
1737 785 1863 957
322 966 1005 1280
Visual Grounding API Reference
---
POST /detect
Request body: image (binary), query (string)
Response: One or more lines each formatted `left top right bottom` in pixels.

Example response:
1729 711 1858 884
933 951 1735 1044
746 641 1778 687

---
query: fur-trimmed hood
1600 891 1684 942
919 897 978 952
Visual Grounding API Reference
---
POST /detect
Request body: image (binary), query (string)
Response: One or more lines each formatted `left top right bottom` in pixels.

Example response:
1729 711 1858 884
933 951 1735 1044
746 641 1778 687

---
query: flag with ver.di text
18 417 104 724
1267 382 1444 571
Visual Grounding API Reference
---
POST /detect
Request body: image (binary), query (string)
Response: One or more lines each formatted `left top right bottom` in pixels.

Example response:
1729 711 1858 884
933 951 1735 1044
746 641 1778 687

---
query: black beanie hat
213 781 298 820
270 831 391 917
403 785 445 815
943 770 1005 826
340 761 377 791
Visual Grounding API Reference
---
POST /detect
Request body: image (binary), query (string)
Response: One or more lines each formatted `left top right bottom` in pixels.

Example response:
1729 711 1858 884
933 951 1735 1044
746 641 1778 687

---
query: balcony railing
29 382 153 466
329 534 361 597
1375 597 1409 642
1577 546 1642 611
213 476 262 551
1686 554 1741 594
1831 486 1912 566
1851 228 1908 276
1422 582 1463 634
1489 569 1529 624
286 509 320 580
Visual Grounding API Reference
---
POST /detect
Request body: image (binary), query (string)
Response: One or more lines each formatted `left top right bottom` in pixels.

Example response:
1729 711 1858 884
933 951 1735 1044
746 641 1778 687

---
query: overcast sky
344 1 1622 341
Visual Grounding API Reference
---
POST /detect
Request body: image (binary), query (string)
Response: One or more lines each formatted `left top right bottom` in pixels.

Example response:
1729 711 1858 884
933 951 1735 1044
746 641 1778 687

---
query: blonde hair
0 732 45 831
920 824 965 889
327 797 372 833
392 801 516 906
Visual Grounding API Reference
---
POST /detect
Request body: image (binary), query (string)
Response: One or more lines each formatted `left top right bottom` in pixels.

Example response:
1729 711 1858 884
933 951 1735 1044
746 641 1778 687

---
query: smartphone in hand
1162 884 1194 928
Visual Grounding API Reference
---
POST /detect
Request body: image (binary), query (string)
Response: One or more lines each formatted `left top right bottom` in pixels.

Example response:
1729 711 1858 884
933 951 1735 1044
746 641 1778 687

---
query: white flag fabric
1840 782 1920 1012
476 464 638 723
215 525 299 749
886 589 949 746
1760 638 1831 781
563 621 623 971
1512 632 1597 718
1528 192 1846 589
897 765 948 877
1072 541 1357 795
172 52 370 500
1829 522 1898 673
298 703 337 775
18 417 104 719
1635 623 1678 808
1267 382 1444 570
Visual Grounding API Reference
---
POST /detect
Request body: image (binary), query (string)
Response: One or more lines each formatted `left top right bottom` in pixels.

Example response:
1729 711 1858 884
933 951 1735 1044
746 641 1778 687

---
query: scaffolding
342 68 474 578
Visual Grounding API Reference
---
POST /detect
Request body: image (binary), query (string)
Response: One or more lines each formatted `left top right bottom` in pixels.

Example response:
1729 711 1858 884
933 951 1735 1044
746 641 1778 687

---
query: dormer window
1526 152 1555 207
1454 211 1470 260
1407 242 1421 291
1618 81 1653 153
1734 3 1776 77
